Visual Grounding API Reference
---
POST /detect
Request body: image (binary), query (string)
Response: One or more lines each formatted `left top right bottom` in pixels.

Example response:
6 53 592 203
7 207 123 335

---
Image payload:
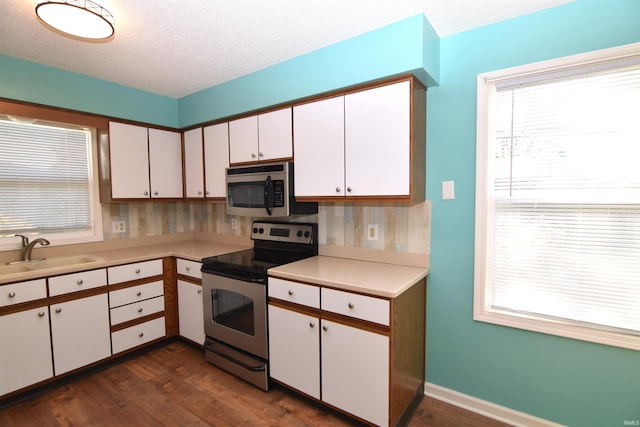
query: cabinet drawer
107 259 163 285
110 295 165 325
269 278 319 309
111 317 166 354
48 269 107 296
109 281 164 308
1 279 47 307
177 259 202 279
321 288 389 326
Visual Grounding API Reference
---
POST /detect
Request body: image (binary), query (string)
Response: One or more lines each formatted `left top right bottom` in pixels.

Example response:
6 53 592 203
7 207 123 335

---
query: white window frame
0 118 103 251
474 42 640 351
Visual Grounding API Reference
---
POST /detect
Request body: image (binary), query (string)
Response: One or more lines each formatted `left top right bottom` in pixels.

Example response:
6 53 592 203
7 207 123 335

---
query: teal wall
1 2 639 425
0 55 178 127
177 13 439 128
426 1 640 426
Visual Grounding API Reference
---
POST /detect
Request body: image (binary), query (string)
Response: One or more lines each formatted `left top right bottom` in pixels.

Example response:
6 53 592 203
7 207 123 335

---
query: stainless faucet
15 234 50 261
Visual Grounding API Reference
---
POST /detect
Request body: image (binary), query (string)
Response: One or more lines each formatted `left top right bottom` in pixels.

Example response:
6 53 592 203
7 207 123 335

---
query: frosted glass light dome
36 0 115 40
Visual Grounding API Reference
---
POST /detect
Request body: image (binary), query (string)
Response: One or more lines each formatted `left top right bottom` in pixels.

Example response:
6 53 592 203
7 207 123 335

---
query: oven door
202 271 267 359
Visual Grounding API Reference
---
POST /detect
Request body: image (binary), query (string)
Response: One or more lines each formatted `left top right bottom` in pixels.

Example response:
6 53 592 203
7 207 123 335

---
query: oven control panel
251 221 315 244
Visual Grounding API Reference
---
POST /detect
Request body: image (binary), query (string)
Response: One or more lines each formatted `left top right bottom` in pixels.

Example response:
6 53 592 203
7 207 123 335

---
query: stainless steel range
201 221 318 390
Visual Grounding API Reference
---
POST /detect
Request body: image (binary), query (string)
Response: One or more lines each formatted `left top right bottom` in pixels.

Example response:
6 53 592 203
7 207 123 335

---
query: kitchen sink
0 255 105 275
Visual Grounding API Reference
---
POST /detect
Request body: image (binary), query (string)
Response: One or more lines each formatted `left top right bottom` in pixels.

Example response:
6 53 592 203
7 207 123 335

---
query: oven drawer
177 259 202 279
109 281 164 308
321 288 389 326
111 317 166 354
110 295 165 325
48 269 107 296
107 259 163 285
1 279 47 307
268 277 319 309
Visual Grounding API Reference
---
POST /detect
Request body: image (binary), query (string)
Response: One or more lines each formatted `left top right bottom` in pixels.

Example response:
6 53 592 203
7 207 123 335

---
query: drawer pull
186 266 191 271
136 291 142 297
38 311 46 317
197 289 202 294
135 269 141 274
288 290 294 296
309 322 315 329
77 279 83 285
55 308 62 314
8 291 16 298
137 308 143 313
348 302 355 309
139 332 144 338
322 325 328 332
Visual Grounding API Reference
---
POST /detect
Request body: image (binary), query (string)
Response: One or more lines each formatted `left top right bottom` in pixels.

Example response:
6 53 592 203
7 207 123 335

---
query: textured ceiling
1 0 573 98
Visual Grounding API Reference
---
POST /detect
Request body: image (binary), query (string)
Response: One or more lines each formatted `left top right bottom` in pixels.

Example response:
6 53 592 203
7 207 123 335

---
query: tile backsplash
103 200 431 255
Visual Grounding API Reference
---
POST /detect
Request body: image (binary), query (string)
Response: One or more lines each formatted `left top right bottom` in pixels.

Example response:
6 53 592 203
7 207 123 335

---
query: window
0 116 102 249
474 43 640 351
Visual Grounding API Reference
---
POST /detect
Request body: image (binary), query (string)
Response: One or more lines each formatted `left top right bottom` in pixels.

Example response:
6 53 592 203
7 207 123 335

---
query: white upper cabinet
109 122 150 199
293 78 425 202
204 122 230 198
148 128 183 198
293 96 346 197
108 122 183 199
183 128 205 198
344 80 411 197
229 107 292 164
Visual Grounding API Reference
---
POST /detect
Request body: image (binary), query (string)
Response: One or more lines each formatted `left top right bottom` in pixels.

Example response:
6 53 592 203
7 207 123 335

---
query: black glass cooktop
201 248 313 276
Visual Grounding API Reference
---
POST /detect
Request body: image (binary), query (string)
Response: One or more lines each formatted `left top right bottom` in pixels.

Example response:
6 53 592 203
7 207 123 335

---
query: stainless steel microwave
226 162 317 218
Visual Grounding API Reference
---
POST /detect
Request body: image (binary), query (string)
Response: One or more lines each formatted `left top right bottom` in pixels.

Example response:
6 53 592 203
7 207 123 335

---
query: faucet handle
14 234 29 248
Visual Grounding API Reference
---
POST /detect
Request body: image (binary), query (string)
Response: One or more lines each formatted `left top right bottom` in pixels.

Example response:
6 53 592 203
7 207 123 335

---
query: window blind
490 64 640 335
0 119 92 236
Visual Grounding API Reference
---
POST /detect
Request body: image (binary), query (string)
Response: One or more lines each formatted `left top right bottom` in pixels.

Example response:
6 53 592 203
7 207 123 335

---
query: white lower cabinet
177 280 204 345
0 307 53 395
321 319 389 426
50 293 111 375
268 305 320 399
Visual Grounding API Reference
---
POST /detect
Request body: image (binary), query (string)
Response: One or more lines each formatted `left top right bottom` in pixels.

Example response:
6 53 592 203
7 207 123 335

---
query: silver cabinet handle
197 191 202 195
136 291 142 297
258 152 264 158
55 308 62 313
348 302 355 309
335 187 341 193
309 322 315 328
322 325 328 332
185 266 191 271
251 153 257 158
347 187 352 193
137 308 143 313
153 191 158 196
8 291 16 298
144 191 149 196
77 279 83 285
38 311 46 317
138 332 144 338
197 289 202 294
288 290 294 296
135 269 141 274
205 191 210 196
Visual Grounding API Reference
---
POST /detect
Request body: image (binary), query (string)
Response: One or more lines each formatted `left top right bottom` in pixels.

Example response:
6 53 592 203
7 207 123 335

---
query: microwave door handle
264 175 274 216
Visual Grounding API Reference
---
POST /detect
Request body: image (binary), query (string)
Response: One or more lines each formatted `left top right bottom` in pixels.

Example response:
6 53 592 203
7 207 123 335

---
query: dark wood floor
0 340 511 427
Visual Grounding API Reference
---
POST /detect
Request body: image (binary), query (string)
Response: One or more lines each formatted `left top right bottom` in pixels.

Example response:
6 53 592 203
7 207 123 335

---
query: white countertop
268 255 429 298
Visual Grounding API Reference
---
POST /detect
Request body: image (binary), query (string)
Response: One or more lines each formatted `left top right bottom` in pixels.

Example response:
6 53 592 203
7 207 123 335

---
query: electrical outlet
367 224 378 241
231 218 237 230
112 220 126 233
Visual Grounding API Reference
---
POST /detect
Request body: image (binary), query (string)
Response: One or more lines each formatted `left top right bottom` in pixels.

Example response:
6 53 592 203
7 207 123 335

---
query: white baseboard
424 382 564 427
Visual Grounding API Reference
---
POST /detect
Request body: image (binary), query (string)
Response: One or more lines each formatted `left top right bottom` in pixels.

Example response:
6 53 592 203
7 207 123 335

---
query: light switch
442 181 455 200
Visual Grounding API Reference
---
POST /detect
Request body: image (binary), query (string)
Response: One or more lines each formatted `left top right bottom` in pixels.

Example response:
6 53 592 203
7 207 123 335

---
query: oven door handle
209 348 266 372
202 269 266 284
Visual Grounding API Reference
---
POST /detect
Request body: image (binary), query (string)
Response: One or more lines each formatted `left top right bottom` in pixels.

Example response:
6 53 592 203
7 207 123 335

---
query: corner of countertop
318 244 429 270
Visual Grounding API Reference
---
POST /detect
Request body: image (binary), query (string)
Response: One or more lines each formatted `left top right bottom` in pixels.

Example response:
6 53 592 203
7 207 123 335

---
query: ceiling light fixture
35 0 115 41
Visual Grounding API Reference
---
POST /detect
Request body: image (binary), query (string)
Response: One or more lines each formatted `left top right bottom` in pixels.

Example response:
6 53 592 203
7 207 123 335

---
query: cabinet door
148 128 183 198
204 122 229 198
50 294 111 375
344 81 411 197
229 115 258 164
0 307 53 396
321 319 389 426
293 96 345 197
109 122 150 198
183 128 205 198
268 305 320 399
258 108 292 161
177 280 205 345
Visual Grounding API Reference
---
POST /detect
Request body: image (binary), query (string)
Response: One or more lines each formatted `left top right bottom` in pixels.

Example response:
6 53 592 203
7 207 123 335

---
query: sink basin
1 255 104 275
